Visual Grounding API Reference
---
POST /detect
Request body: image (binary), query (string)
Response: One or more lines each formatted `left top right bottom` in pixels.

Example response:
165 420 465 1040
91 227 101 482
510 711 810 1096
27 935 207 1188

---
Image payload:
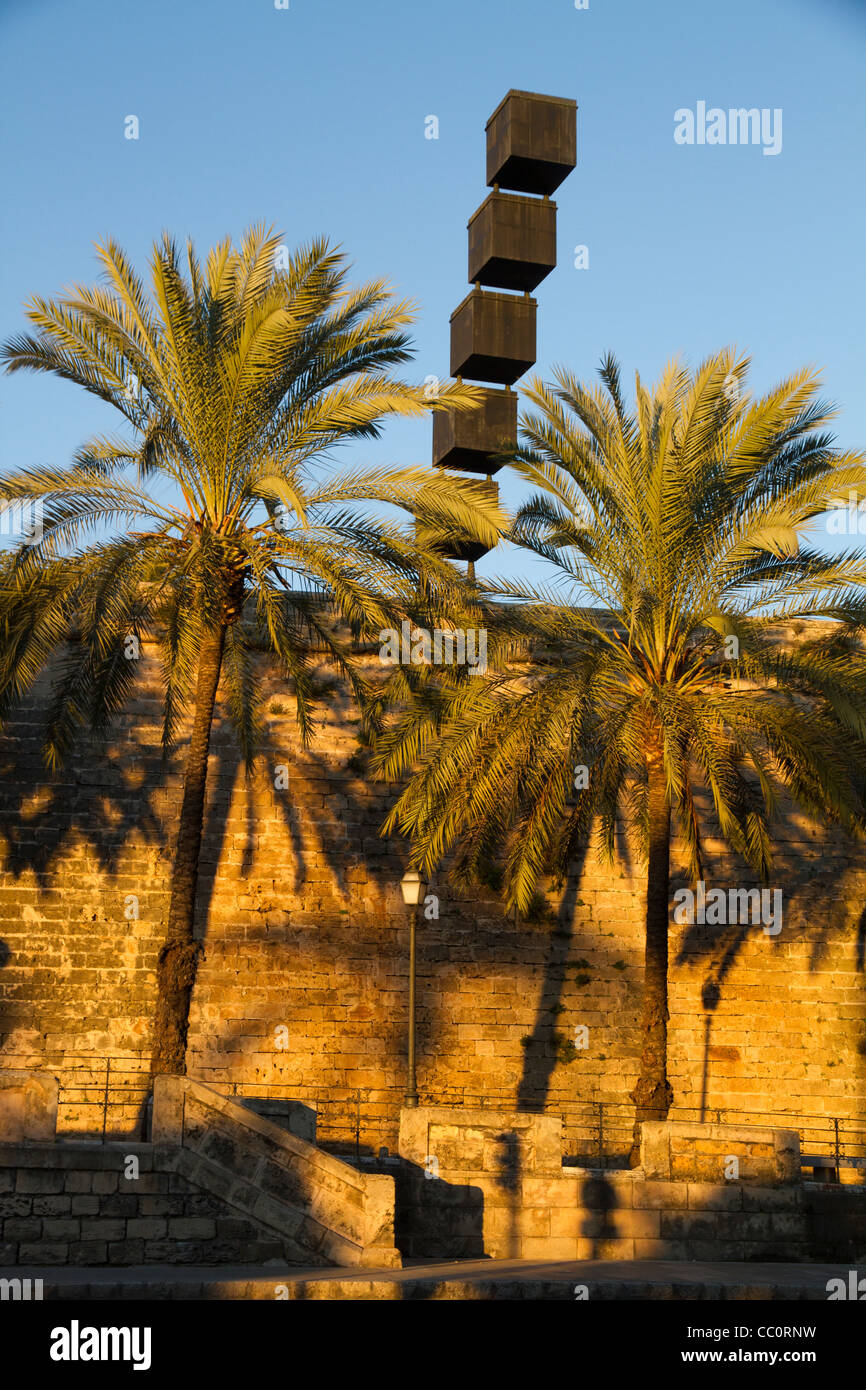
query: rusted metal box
486 90 577 196
432 386 517 474
449 288 536 385
467 191 557 292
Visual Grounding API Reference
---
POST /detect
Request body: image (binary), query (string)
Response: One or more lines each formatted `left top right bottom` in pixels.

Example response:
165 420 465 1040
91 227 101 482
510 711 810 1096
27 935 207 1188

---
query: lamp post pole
406 902 419 1108
400 869 427 1109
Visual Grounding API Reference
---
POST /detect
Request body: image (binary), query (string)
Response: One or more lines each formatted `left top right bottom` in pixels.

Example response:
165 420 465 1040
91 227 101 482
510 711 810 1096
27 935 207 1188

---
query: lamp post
400 868 428 1108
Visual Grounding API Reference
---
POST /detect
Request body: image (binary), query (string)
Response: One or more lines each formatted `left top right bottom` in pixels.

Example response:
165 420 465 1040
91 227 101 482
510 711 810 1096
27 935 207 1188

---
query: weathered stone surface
1 1263 846 1300
642 1121 800 1185
0 1074 59 1143
152 1076 399 1267
398 1105 562 1177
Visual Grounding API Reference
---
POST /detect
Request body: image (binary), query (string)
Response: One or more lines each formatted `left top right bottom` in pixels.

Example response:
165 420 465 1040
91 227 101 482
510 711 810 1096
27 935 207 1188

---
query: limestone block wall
396 1164 866 1264
0 1142 298 1268
391 1108 866 1263
0 635 864 1156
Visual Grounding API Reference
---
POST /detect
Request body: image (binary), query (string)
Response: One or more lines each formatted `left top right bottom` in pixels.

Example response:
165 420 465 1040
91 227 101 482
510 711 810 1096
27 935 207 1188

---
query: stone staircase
0 1076 399 1270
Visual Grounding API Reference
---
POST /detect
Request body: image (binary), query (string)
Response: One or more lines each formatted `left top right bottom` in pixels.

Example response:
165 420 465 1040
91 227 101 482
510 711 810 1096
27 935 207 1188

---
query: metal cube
467 191 557 292
486 90 577 196
432 386 517 475
449 288 536 386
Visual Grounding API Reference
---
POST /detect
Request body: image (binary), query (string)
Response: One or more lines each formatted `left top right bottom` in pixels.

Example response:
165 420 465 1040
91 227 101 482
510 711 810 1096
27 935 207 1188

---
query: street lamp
400 868 428 1108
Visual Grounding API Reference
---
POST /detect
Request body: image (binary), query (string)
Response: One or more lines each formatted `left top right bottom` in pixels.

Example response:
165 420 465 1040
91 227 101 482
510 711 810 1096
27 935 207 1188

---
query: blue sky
1 0 864 581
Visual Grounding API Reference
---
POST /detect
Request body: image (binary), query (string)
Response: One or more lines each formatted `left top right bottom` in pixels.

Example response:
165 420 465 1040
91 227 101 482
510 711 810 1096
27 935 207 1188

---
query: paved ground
5 1258 855 1299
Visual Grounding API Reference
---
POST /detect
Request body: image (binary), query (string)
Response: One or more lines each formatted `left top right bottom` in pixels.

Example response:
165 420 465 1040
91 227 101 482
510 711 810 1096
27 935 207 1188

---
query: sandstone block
0 1073 58 1143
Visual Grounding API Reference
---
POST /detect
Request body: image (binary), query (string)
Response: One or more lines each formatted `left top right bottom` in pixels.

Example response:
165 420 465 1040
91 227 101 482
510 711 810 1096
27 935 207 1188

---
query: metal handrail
32 1056 866 1171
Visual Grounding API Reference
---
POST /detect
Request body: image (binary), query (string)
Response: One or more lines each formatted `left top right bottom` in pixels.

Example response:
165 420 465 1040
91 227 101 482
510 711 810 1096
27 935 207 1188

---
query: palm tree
0 225 503 1077
374 349 866 1158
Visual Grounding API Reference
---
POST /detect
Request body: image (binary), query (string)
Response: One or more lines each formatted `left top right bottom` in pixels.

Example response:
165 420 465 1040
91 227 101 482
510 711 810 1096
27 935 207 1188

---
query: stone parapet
392 1109 862 1263
398 1104 562 1177
0 1073 59 1143
640 1120 800 1184
153 1076 399 1267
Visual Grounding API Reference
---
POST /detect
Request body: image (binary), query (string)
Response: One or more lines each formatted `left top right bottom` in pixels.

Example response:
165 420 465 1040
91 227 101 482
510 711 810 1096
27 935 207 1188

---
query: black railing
38 1057 866 1177
49 1054 151 1142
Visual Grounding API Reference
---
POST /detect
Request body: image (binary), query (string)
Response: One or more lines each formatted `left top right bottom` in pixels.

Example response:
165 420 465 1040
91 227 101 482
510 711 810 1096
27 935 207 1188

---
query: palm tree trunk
150 625 226 1077
629 740 674 1164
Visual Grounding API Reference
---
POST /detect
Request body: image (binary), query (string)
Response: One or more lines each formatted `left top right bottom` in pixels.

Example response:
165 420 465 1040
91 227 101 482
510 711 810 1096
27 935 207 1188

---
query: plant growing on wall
0 226 502 1077
374 349 866 1160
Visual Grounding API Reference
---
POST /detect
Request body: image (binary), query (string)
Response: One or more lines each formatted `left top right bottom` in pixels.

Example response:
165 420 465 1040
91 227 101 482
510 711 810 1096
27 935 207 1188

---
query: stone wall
0 1142 294 1268
0 635 864 1158
4 1092 863 1269
392 1107 866 1264
395 1161 866 1264
151 1076 399 1267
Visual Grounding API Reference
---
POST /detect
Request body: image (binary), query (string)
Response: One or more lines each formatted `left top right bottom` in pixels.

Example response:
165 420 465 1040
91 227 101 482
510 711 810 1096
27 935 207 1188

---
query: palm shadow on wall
3 677 864 1153
515 829 634 1119
0 678 397 1064
672 802 866 1124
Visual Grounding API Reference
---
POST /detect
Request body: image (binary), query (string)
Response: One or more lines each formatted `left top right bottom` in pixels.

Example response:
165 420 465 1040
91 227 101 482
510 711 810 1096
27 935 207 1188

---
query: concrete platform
4 1258 857 1300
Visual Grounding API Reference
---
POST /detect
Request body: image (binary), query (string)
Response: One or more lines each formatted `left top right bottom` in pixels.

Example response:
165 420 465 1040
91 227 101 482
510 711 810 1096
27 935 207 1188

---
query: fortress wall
0 641 863 1154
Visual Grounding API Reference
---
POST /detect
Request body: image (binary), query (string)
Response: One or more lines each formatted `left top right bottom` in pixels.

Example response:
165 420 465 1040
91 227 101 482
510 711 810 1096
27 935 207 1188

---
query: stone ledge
0 1143 154 1172
3 1257 859 1299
